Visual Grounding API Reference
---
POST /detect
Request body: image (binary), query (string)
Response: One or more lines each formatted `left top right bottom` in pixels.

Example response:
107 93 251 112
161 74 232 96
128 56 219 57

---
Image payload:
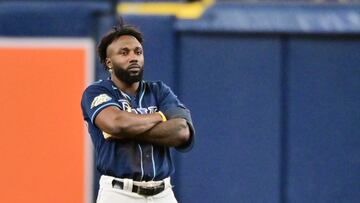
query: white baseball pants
96 175 178 203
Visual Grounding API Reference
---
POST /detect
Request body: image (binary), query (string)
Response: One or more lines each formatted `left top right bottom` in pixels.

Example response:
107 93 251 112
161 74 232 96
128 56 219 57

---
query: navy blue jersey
81 78 194 181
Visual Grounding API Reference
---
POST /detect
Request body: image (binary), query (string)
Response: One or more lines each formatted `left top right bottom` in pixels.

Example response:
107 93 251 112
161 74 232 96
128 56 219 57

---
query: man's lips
128 64 140 69
128 64 141 73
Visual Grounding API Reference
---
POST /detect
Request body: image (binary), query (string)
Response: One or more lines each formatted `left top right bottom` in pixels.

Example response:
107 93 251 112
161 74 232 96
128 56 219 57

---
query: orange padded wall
0 39 93 203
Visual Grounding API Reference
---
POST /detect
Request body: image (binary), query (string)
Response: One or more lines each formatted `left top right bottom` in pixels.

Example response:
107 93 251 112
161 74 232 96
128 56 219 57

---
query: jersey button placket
145 152 152 178
143 145 154 179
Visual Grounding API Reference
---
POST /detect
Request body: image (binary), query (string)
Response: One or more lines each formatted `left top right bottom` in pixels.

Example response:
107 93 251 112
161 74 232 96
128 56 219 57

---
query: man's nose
129 58 138 64
129 52 139 63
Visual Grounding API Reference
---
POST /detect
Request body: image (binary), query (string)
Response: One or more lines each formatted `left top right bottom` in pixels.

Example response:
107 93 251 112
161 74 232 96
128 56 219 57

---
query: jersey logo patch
91 94 112 109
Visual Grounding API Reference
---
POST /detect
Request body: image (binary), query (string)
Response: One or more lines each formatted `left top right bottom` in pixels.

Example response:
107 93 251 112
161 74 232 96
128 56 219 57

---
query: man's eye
120 52 127 56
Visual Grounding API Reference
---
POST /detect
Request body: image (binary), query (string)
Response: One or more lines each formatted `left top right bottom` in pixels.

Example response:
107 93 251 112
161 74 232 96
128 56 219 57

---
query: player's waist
100 175 172 196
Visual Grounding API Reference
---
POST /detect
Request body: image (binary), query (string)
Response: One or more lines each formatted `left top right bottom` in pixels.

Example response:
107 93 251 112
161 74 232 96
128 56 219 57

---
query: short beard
113 66 144 85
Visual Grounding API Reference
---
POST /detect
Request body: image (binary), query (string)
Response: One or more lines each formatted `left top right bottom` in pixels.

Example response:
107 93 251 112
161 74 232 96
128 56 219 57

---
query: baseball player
81 25 195 203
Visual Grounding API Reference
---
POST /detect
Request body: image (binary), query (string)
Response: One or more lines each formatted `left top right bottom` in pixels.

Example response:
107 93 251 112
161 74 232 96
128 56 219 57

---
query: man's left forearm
134 118 190 147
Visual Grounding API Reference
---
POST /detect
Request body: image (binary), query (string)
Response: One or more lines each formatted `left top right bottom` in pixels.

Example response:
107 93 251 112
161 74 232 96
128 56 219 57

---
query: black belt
112 179 165 196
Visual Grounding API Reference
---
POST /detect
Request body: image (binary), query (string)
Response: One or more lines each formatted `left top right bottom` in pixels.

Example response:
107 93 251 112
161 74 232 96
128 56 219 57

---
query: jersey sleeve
81 84 121 125
156 82 195 152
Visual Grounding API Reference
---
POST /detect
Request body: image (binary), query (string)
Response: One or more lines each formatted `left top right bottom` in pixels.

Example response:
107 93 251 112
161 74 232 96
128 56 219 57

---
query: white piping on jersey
138 81 146 181
120 91 131 101
91 102 121 123
138 144 144 181
151 145 156 180
139 82 145 108
113 85 131 101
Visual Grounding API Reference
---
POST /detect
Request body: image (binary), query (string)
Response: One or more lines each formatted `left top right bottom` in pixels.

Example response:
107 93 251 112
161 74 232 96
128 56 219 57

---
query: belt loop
101 175 114 187
164 177 171 189
122 178 133 192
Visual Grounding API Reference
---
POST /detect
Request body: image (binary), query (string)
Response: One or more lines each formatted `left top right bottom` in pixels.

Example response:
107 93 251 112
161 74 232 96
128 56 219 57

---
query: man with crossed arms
81 25 195 202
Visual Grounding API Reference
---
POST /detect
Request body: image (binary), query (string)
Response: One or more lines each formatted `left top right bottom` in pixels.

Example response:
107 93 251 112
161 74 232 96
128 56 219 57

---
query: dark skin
95 35 190 147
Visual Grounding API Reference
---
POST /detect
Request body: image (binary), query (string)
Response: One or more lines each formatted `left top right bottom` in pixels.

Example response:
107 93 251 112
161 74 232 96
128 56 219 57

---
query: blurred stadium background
0 0 359 202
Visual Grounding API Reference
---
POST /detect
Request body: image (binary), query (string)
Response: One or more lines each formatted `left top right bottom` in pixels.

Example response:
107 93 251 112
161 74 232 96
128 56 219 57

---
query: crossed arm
94 106 190 147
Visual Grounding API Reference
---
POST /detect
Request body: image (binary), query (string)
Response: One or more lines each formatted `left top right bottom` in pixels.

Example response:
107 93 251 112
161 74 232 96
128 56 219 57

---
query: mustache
128 64 142 69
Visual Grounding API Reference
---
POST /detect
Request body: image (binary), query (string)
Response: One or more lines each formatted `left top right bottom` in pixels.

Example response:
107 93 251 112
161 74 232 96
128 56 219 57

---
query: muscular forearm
134 118 190 147
117 112 163 137
96 107 163 139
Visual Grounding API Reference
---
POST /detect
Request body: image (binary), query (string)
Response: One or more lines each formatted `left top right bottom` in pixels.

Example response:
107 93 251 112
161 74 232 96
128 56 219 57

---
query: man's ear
105 58 112 69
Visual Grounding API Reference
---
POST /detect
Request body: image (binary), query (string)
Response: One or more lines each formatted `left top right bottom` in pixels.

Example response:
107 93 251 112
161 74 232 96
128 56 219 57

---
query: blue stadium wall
1 1 359 203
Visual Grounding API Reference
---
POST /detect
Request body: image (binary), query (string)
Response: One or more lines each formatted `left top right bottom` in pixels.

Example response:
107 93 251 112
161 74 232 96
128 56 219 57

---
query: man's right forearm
110 113 165 139
95 107 164 139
